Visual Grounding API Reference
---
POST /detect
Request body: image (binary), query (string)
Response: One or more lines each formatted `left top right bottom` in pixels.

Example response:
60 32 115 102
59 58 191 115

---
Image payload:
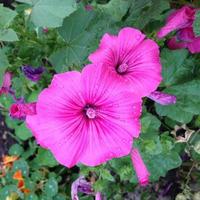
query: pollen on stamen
117 63 128 74
86 107 96 119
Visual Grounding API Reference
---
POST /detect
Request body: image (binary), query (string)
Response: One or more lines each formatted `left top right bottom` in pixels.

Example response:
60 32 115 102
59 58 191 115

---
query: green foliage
0 0 200 199
0 4 18 41
98 0 131 22
194 10 200 36
15 122 33 141
126 0 169 29
50 6 94 72
30 0 77 28
0 4 17 28
161 49 189 86
44 177 58 198
33 148 58 167
9 144 24 156
155 48 200 123
0 29 18 42
0 49 9 84
156 80 200 123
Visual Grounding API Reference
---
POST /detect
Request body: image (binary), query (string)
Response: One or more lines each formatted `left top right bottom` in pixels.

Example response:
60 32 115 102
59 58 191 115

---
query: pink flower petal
89 33 118 67
95 192 102 200
187 37 200 53
117 27 145 61
10 102 36 120
0 72 12 95
124 39 162 97
26 71 87 167
157 6 195 38
176 27 195 42
80 64 142 166
148 91 176 105
131 148 150 186
167 37 188 49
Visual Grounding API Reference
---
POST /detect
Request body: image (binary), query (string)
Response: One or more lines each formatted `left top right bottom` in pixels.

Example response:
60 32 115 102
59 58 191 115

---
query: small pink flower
157 6 200 53
85 5 93 11
148 91 176 105
95 192 102 200
71 176 102 200
89 27 162 98
0 72 12 95
157 6 195 38
131 148 150 186
71 176 94 200
10 102 36 120
26 63 142 167
43 28 49 33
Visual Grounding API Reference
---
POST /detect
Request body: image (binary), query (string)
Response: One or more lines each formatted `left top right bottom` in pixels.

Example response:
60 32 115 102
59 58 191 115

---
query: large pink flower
26 64 142 168
157 6 200 53
89 27 162 98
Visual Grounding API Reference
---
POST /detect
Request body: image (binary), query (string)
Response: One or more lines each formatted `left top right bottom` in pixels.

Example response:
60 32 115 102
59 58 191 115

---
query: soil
0 113 15 157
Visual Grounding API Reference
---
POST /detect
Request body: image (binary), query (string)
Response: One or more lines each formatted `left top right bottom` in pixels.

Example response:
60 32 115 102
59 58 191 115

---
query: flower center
116 63 128 74
84 105 96 119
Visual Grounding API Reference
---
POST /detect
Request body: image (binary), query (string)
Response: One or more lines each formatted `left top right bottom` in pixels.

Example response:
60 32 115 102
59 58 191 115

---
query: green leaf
44 177 58 197
25 193 39 200
137 135 181 181
145 151 182 181
156 80 200 123
15 122 32 141
49 7 94 72
141 113 161 138
12 159 29 177
53 194 66 200
9 144 24 156
0 4 17 29
161 48 188 86
16 0 37 5
126 0 169 29
110 134 181 183
98 0 131 22
193 10 200 36
34 148 58 167
143 137 163 155
31 0 77 28
0 28 18 41
0 185 23 199
27 90 41 101
0 49 9 84
109 157 135 182
100 169 115 182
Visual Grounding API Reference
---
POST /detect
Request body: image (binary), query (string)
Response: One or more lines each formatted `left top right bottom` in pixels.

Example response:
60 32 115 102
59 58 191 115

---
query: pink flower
0 72 12 95
10 102 36 120
95 192 103 200
26 63 142 167
89 27 162 98
157 6 195 38
85 5 93 11
131 148 150 186
157 6 200 53
148 91 176 105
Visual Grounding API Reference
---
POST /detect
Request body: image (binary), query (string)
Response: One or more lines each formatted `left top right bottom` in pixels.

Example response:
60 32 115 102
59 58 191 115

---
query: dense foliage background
0 0 200 199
